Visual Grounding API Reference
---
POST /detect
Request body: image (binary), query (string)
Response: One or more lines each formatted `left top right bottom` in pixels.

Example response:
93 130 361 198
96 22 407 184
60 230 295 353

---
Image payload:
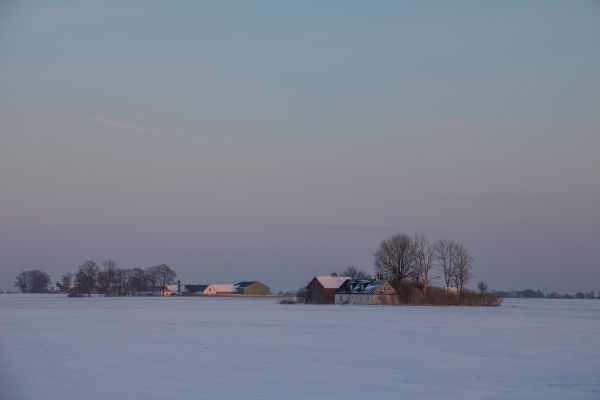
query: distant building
234 281 270 296
182 284 208 296
444 285 458 293
335 279 400 305
202 284 236 295
306 276 351 304
162 284 179 296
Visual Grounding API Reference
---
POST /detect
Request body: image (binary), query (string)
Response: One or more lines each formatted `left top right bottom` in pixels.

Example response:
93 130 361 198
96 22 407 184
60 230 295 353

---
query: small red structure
162 284 179 296
306 275 350 304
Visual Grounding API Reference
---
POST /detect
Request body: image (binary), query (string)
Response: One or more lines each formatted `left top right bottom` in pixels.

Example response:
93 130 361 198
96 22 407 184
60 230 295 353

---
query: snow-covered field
1 295 599 400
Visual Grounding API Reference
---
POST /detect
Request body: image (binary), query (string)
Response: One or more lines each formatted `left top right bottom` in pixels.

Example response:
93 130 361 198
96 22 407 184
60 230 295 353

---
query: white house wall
335 294 373 305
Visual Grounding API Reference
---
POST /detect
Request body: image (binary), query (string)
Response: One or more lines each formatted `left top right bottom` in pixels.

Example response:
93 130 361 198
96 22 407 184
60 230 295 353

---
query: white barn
335 279 400 305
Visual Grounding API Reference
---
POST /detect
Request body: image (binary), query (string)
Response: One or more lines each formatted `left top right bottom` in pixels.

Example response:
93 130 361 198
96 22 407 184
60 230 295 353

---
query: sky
1 1 599 292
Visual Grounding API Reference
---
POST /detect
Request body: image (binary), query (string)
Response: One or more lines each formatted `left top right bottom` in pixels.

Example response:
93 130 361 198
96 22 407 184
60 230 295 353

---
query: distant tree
519 289 544 298
575 292 585 299
432 239 458 291
14 271 28 293
373 233 417 294
152 264 177 293
75 260 99 296
413 234 435 295
296 287 307 303
60 261 177 297
33 270 51 292
60 272 73 292
341 266 369 279
96 271 108 296
14 269 51 293
477 281 488 295
97 259 119 296
132 268 153 296
146 266 161 295
451 244 473 304
115 268 130 296
125 268 142 296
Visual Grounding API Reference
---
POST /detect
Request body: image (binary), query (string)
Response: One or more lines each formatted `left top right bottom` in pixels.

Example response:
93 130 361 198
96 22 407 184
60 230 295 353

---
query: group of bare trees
373 233 475 303
341 266 370 280
59 260 178 297
14 269 52 293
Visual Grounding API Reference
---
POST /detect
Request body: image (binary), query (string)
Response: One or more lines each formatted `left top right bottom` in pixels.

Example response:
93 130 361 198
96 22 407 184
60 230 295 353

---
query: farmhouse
306 275 350 304
234 281 270 296
335 279 400 305
202 284 236 296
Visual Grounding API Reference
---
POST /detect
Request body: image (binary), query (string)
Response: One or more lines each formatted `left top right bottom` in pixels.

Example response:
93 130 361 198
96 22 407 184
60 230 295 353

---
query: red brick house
306 275 350 304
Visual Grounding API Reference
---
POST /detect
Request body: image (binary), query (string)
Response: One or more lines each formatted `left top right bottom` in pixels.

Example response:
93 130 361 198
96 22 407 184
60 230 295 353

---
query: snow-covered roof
164 284 178 293
314 276 351 289
208 284 236 293
336 279 386 295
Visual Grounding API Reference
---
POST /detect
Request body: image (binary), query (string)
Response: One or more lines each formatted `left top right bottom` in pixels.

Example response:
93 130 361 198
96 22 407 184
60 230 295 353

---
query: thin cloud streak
260 224 411 233
75 114 148 132
68 112 242 146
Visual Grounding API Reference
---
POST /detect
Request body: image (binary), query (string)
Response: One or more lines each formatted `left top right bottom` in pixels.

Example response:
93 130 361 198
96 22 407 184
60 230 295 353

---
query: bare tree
61 262 178 297
413 234 435 296
477 281 488 295
452 244 474 303
96 271 108 296
150 264 177 295
126 268 151 296
341 266 369 279
60 272 73 292
373 233 417 294
14 269 51 293
119 268 131 296
14 271 29 293
75 260 99 296
146 266 160 296
296 287 307 303
97 259 119 296
433 239 458 291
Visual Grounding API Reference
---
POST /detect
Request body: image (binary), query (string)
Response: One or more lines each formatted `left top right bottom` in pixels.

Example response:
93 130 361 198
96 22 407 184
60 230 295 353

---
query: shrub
279 297 299 304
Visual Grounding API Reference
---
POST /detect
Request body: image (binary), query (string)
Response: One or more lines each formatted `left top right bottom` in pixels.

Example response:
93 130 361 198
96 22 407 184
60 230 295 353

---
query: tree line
14 269 52 293
495 289 599 300
339 233 498 305
14 260 178 297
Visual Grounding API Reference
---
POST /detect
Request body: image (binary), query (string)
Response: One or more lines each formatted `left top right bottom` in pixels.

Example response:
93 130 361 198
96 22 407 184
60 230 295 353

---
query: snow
315 275 350 288
337 278 385 294
1 295 599 400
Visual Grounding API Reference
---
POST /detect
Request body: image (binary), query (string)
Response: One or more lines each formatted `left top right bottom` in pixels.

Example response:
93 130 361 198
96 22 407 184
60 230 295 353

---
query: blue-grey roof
235 281 257 288
335 279 386 294
183 284 208 293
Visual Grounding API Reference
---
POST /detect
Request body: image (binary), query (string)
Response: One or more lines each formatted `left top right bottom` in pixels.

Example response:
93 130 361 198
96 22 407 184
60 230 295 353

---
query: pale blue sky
1 1 599 292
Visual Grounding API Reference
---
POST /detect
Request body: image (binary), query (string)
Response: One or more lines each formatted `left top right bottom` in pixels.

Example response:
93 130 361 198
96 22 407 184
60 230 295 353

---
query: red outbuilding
306 275 350 304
